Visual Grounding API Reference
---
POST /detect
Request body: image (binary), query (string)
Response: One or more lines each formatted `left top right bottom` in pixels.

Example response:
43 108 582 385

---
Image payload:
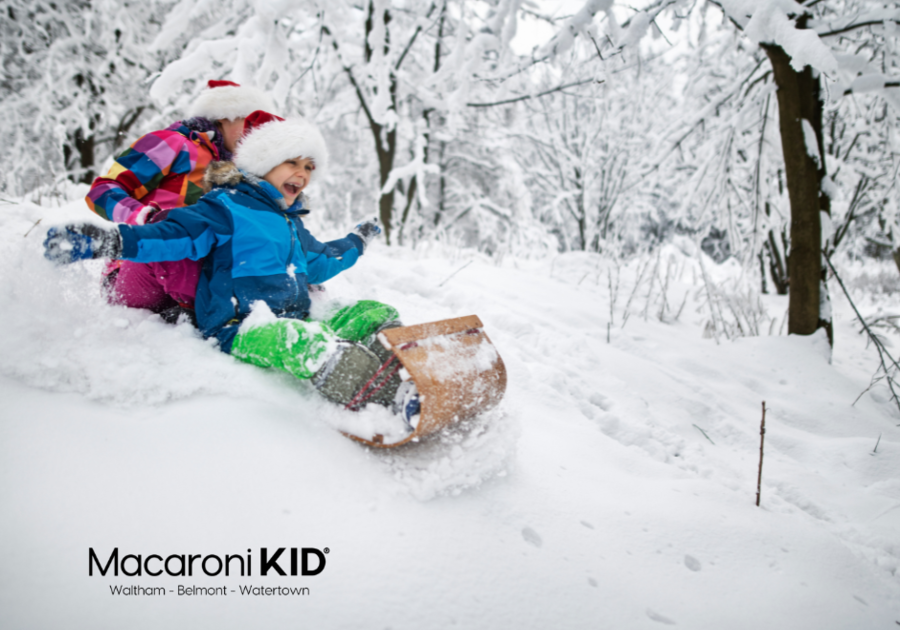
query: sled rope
345 357 401 410
345 355 402 411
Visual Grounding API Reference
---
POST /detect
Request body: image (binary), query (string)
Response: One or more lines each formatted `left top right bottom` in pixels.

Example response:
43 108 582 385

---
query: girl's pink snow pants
107 259 201 311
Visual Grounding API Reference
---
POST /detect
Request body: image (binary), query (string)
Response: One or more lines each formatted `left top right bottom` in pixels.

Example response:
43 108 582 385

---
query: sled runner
344 315 507 448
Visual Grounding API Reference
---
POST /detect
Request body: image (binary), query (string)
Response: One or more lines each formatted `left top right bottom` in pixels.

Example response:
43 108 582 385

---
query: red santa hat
234 111 329 180
187 80 277 122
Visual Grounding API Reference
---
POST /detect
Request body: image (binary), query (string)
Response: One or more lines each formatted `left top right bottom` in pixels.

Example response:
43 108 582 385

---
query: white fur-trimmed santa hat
234 111 329 180
187 80 277 122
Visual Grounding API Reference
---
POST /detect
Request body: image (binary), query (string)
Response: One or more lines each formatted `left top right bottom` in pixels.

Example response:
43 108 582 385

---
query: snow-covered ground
1 192 899 629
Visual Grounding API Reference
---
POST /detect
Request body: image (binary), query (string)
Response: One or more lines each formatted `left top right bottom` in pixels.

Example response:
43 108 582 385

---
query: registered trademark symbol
324 548 330 554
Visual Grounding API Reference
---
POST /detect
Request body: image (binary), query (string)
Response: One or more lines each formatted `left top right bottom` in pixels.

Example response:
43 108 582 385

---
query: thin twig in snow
693 424 715 445
696 253 724 344
642 251 661 322
825 254 900 417
658 256 674 322
607 264 620 327
756 401 766 507
23 218 42 237
622 258 651 329
437 260 473 287
674 290 689 322
851 374 884 407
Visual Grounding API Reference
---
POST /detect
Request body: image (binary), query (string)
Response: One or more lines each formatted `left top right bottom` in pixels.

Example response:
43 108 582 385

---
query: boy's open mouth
284 183 301 195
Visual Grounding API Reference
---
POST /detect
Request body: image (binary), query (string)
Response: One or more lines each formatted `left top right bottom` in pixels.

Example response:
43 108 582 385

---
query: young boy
44 112 415 418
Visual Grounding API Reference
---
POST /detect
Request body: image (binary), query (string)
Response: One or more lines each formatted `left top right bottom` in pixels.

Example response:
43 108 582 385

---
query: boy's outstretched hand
352 219 381 252
44 224 122 264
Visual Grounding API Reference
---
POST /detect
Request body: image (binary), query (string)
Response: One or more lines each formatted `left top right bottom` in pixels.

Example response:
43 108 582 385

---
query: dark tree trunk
326 8 398 244
764 208 789 295
762 43 833 345
64 125 97 185
424 2 447 232
375 122 397 244
366 1 397 244
573 166 587 250
113 106 146 152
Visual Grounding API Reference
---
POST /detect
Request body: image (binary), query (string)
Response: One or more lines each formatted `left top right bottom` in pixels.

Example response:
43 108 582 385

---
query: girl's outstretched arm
45 198 232 266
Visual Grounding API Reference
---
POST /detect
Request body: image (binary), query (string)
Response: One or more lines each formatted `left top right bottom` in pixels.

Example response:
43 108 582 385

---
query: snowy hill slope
1 194 899 629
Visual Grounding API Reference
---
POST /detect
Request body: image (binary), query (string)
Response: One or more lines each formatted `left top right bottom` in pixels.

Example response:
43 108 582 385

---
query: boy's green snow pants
230 300 399 380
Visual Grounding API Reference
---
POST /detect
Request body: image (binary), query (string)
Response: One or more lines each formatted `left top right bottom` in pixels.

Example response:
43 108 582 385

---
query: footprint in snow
588 393 613 411
684 555 701 571
522 527 542 548
646 609 676 625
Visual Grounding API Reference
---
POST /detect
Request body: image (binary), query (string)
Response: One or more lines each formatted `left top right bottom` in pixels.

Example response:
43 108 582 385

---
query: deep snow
1 190 898 629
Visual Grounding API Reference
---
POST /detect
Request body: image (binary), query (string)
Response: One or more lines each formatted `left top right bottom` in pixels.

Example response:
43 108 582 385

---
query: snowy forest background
5 0 899 265
5 0 900 368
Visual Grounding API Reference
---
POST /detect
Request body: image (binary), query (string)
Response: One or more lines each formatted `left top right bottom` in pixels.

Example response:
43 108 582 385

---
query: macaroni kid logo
89 547 329 578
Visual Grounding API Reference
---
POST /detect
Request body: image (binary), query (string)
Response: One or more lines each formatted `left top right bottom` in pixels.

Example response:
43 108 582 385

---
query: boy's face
263 157 315 205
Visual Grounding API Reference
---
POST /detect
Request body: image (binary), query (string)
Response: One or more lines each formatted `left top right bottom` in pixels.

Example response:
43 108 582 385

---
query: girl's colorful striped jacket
85 121 219 225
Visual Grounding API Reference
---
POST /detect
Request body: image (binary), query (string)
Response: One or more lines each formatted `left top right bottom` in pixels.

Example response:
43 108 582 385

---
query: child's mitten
43 224 122 264
352 219 381 252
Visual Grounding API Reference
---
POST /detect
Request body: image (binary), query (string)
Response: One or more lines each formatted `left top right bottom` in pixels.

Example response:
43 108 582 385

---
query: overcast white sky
509 0 590 54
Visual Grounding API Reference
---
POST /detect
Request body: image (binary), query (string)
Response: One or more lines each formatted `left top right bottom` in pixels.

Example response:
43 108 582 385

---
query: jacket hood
204 161 244 188
203 161 308 212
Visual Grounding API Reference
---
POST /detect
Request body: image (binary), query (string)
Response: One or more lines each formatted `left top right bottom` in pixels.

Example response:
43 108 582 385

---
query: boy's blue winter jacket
117 162 364 352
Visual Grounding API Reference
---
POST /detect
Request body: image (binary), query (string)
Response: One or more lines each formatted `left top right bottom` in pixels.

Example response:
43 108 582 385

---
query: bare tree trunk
113 106 147 152
764 222 789 295
64 124 97 185
435 140 446 224
428 1 447 229
574 166 586 250
326 6 398 244
376 122 397 243
365 1 398 244
763 43 833 345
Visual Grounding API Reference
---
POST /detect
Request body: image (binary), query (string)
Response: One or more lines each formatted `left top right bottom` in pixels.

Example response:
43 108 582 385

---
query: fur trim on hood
204 161 244 188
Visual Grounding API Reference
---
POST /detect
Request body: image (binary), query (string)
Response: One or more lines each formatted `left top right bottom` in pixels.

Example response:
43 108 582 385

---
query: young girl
87 80 277 320
45 112 413 416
